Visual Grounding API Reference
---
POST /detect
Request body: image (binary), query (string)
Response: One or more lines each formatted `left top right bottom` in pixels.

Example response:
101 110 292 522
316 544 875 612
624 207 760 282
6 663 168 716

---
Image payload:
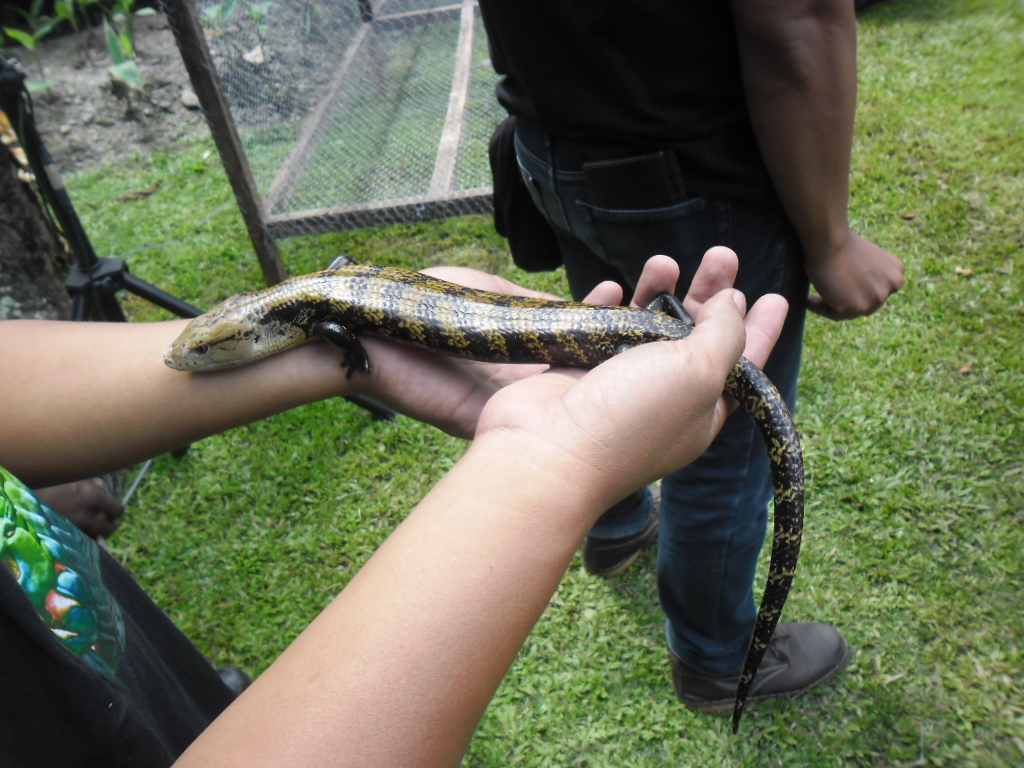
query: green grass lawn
61 0 1023 764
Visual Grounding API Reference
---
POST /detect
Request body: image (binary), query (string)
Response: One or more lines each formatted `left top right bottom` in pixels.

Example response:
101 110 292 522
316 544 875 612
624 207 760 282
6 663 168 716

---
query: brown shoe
671 623 852 712
582 487 660 578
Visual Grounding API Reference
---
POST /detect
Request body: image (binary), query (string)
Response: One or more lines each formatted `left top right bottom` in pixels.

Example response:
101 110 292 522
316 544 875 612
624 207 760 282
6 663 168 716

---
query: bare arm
173 278 789 768
0 250 787 766
732 0 904 319
0 260 673 488
0 318 347 487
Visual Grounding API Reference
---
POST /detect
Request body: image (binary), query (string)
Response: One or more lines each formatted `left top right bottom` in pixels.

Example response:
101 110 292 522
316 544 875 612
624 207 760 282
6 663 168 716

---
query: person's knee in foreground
0 251 784 766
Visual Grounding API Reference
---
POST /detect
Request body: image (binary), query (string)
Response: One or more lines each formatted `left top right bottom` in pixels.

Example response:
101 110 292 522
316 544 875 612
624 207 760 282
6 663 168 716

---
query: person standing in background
480 0 905 714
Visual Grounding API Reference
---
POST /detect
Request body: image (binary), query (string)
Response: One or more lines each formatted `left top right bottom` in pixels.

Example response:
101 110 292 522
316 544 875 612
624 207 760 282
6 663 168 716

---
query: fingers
686 288 749 375
676 246 786 370
629 248 740 318
630 255 680 308
581 280 624 306
681 247 739 316
426 249 745 319
35 478 125 540
90 477 127 520
676 287 784 423
806 233 905 320
741 293 789 370
805 294 844 320
586 254 680 307
805 283 898 320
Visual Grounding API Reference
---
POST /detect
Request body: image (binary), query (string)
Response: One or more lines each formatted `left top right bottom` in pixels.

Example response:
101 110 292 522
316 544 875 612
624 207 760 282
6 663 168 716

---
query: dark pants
514 125 809 674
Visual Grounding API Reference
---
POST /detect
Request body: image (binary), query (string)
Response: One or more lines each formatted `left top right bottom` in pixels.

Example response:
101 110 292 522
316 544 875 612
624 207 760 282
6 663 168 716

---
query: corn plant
54 0 81 34
108 0 158 58
103 17 143 112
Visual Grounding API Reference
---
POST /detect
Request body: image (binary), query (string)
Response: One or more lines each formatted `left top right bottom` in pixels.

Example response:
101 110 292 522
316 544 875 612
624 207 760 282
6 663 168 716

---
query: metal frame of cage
160 0 496 286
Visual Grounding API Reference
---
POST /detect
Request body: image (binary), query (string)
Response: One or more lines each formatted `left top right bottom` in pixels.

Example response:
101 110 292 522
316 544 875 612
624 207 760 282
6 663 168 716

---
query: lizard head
163 293 307 371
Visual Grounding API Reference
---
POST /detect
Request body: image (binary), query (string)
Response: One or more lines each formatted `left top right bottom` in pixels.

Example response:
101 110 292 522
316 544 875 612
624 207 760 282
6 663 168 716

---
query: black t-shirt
0 467 233 767
478 0 776 204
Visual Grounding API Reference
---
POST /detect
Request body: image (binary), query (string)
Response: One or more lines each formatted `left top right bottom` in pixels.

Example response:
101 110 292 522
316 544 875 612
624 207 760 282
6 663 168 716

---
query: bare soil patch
10 13 208 175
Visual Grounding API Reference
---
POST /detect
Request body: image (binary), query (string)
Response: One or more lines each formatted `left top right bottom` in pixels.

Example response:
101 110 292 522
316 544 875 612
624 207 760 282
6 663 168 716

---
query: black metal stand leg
122 271 205 318
70 281 127 322
64 257 205 321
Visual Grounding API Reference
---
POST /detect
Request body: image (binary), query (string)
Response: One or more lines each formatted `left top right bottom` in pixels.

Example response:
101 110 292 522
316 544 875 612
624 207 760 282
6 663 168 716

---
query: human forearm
171 265 784 767
175 286 776 767
732 1 904 319
732 0 858 262
175 439 602 767
0 319 353 486
0 265 656 485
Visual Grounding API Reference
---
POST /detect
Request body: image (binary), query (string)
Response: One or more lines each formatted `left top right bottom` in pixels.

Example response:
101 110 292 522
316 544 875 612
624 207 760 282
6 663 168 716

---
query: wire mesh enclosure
163 0 503 280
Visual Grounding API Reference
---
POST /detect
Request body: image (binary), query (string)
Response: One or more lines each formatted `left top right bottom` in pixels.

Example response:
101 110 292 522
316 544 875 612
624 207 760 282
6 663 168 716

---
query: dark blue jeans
514 126 809 675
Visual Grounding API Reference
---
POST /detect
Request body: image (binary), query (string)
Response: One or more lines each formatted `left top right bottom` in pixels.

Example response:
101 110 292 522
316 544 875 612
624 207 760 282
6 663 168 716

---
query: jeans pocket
576 197 719 279
517 157 578 237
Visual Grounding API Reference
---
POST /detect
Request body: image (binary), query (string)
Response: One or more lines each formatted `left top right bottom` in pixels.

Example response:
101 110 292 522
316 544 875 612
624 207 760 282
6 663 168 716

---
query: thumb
686 288 748 375
806 293 845 320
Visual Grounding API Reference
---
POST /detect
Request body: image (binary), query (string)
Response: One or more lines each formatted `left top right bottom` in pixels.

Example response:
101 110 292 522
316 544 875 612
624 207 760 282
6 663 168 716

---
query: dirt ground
9 13 208 175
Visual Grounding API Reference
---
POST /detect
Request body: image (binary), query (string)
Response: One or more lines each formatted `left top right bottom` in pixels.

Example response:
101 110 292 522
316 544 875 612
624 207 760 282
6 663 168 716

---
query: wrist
286 337 361 400
458 430 626 535
800 219 853 273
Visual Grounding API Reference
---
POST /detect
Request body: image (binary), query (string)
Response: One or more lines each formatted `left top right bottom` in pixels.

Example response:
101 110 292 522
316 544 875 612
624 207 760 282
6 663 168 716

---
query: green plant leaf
55 1 76 24
246 1 275 23
103 18 125 64
3 27 37 50
201 4 225 26
34 16 60 40
108 60 144 91
119 27 134 59
26 79 58 92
